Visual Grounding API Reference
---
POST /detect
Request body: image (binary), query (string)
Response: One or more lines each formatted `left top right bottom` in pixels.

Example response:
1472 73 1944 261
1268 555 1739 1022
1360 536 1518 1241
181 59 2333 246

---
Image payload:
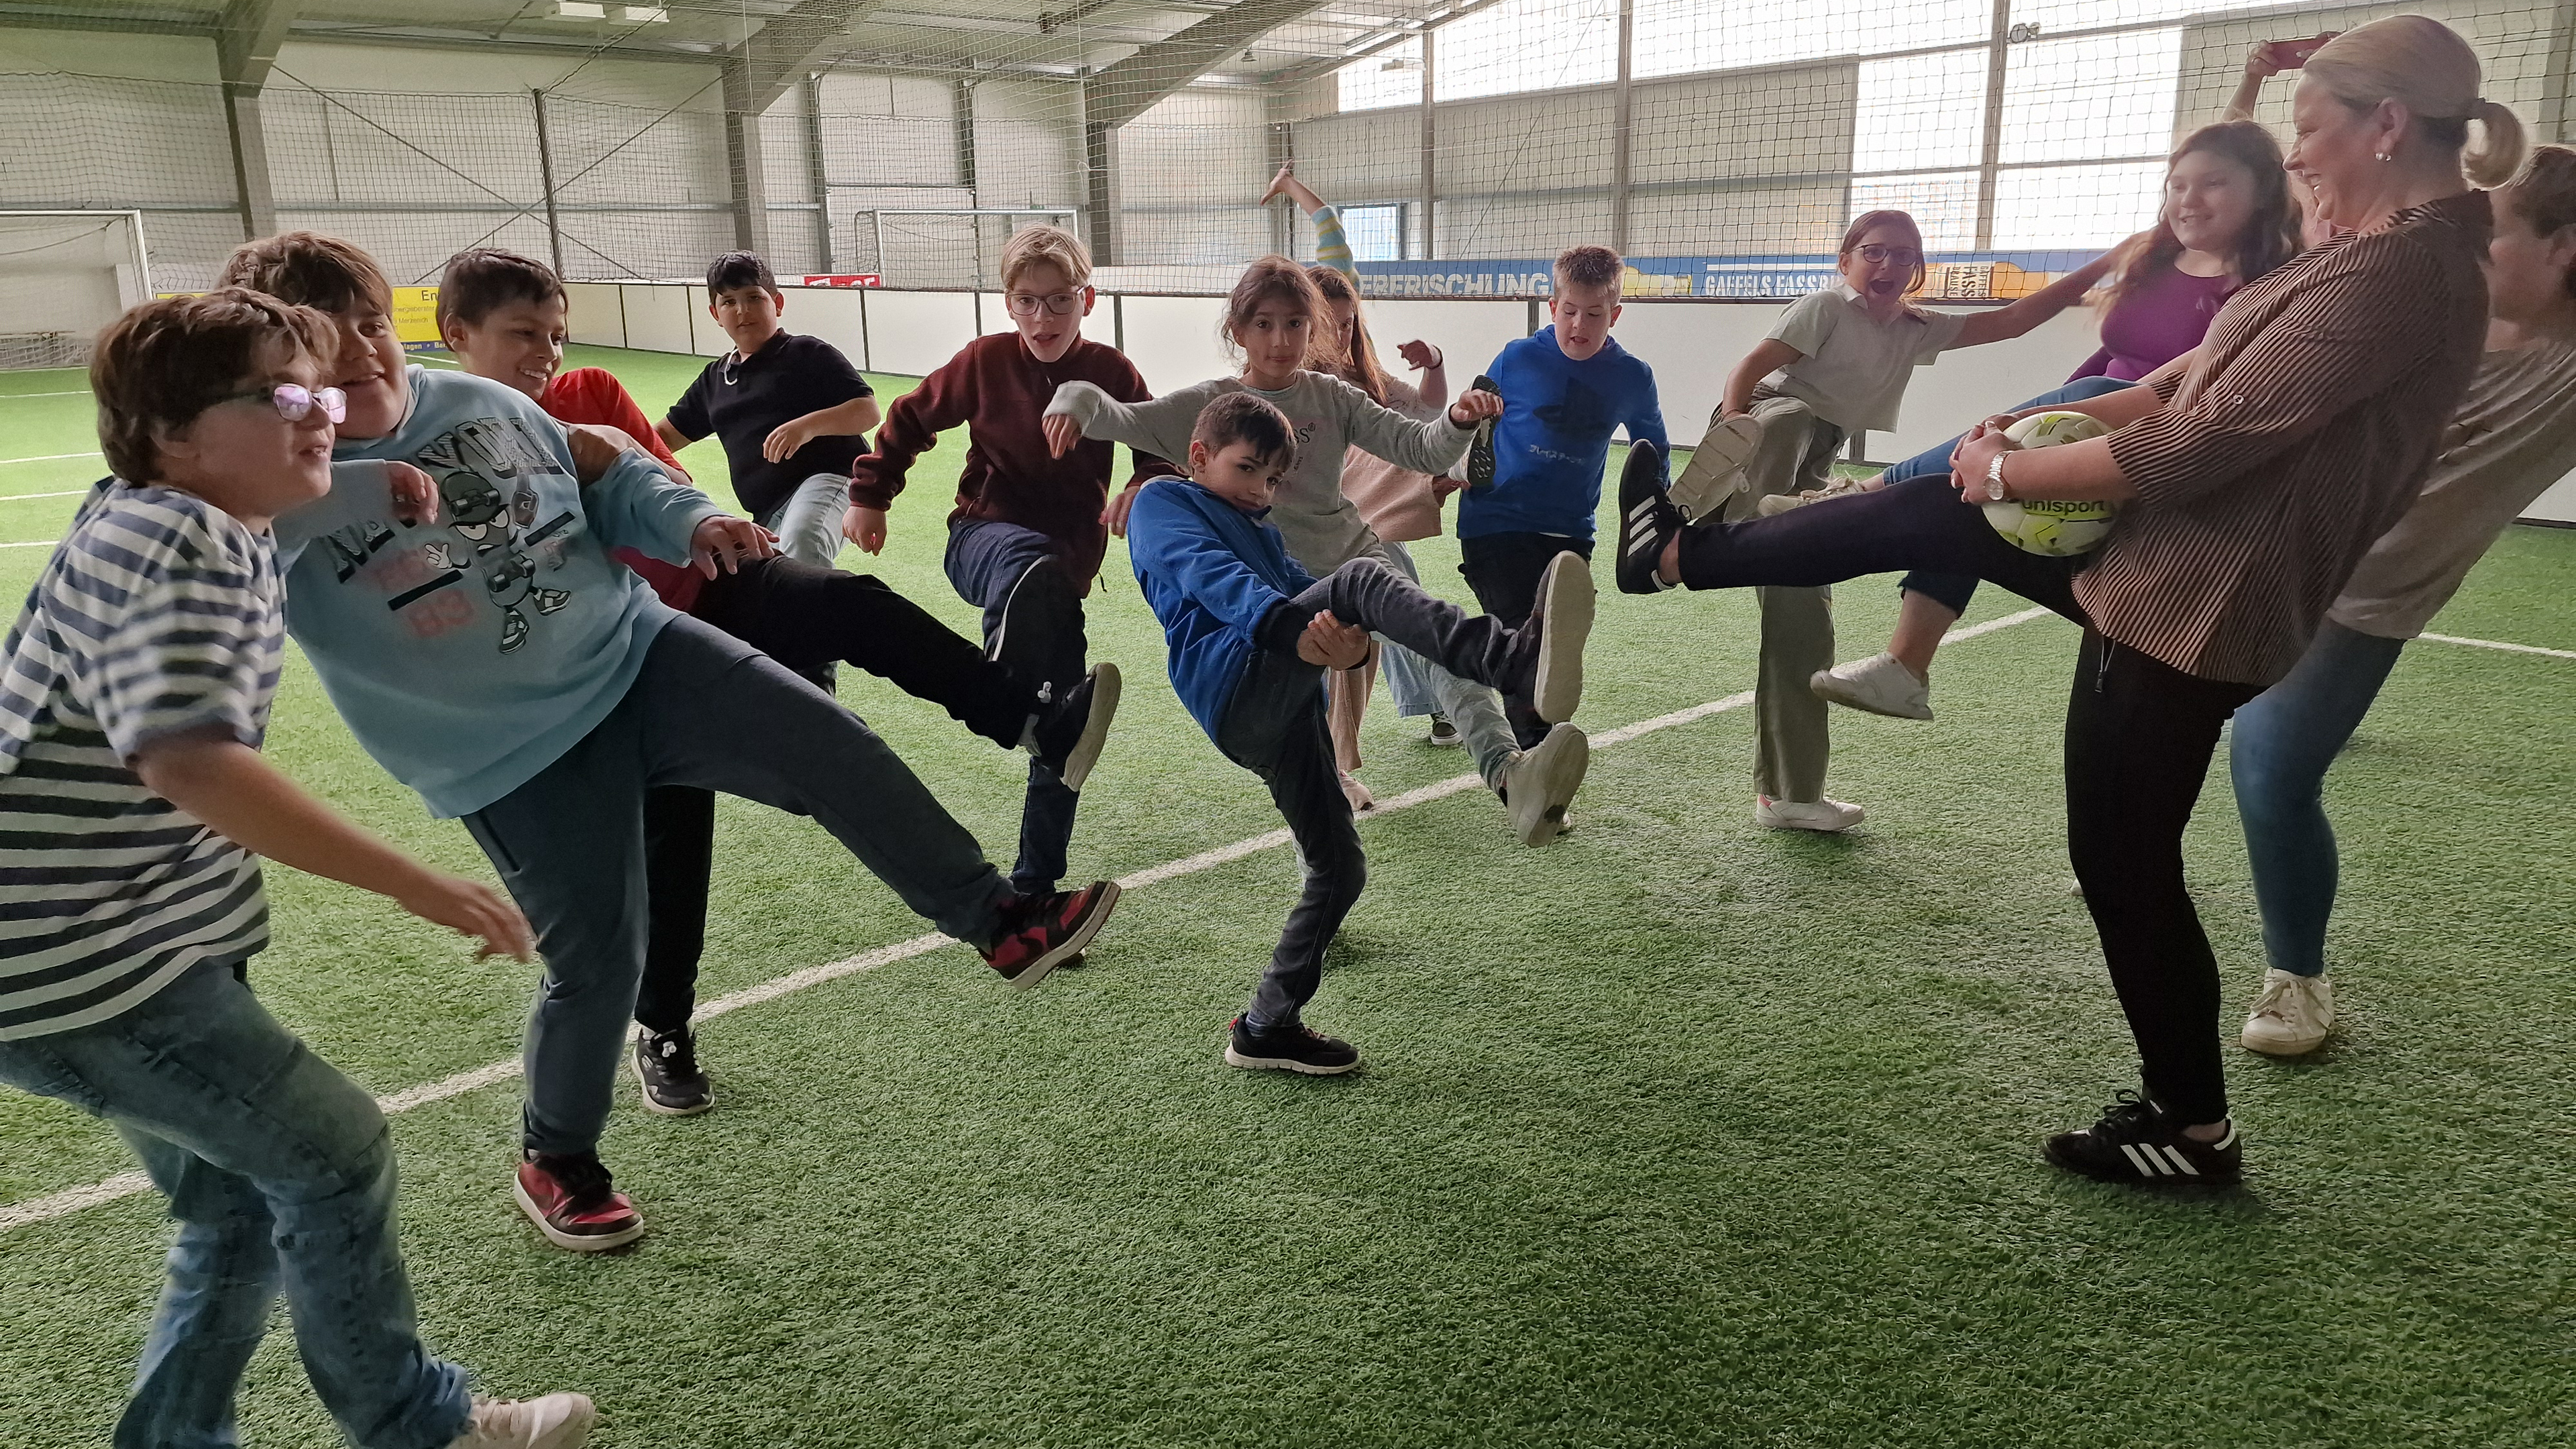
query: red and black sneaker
981 879 1120 989
513 1152 645 1252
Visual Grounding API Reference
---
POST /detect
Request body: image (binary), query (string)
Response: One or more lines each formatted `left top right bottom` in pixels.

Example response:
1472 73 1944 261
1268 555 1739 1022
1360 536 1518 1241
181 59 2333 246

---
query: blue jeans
763 472 857 569
0 960 471 1449
2228 621 2408 977
945 519 1084 896
1881 374 2139 614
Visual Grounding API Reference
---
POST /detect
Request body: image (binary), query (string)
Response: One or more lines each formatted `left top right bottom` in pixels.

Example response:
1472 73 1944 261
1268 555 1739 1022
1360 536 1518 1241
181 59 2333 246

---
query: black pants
2065 631 2261 1125
1461 531 1591 749
632 556 1036 1035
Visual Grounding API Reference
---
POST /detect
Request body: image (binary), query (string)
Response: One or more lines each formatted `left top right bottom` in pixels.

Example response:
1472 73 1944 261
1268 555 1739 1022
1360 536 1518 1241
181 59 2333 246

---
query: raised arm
1342 380 1478 475
1046 379 1206 465
1950 247 2123 349
1262 162 1352 279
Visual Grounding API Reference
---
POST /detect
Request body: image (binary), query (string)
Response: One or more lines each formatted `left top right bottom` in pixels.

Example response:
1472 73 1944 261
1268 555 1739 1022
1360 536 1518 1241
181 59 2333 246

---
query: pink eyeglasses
219 383 348 424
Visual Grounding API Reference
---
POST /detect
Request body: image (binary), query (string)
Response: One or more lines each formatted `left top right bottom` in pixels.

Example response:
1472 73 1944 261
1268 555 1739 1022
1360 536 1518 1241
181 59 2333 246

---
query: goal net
0 211 152 371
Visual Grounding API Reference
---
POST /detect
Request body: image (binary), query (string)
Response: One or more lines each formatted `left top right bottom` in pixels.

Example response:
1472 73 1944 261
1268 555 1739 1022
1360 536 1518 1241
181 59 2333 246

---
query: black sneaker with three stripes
1615 440 1678 595
2043 1090 2242 1187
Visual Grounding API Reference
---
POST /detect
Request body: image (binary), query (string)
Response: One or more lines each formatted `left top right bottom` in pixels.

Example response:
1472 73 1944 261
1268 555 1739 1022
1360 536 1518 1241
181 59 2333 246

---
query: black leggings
1674 474 2083 623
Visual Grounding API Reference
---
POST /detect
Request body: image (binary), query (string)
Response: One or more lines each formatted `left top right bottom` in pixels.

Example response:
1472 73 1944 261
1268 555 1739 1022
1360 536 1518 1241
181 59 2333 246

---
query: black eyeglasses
1006 291 1083 317
1854 244 1923 266
215 383 347 424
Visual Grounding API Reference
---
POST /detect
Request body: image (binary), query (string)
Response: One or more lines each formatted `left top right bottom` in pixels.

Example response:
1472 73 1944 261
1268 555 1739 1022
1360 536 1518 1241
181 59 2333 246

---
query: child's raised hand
1448 389 1503 427
1043 412 1085 460
1297 610 1371 670
383 462 440 525
1395 339 1444 372
690 515 777 577
842 504 888 555
1102 481 1143 538
1260 161 1296 207
395 872 536 962
761 418 814 464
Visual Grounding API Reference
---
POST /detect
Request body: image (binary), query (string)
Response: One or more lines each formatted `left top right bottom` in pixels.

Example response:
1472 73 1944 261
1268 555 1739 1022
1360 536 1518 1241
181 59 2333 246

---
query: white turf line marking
2418 631 2576 661
2 490 89 502
0 451 102 466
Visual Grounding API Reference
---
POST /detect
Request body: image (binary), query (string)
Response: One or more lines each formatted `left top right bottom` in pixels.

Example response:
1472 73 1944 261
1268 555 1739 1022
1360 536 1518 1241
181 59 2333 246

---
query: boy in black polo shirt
656 251 877 567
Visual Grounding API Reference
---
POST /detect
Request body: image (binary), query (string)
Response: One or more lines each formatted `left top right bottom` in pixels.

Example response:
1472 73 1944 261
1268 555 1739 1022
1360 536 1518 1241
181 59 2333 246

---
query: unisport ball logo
1982 410 2118 557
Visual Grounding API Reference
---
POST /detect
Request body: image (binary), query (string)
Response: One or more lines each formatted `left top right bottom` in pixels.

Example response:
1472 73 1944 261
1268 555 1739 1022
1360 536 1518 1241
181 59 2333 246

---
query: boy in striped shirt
0 291 594 1447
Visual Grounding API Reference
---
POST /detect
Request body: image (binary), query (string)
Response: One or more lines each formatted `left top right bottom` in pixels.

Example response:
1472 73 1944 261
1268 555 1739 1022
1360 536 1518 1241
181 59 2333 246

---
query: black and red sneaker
2043 1091 2243 1188
513 1152 645 1252
981 880 1120 989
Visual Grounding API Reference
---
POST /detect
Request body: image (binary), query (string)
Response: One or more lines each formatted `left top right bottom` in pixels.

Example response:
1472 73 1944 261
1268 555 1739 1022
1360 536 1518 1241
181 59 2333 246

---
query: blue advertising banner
1353 251 2106 301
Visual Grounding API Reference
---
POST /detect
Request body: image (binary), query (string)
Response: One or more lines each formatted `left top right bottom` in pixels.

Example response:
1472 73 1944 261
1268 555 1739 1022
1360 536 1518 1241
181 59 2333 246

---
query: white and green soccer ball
1981 409 2119 557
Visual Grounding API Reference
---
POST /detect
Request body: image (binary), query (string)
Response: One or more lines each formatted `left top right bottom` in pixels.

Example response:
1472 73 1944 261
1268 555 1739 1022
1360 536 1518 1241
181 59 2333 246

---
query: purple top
2072 264 2239 382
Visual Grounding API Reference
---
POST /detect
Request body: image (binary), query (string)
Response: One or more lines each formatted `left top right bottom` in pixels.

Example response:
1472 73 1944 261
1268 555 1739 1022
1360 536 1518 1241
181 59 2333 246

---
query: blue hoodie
1459 327 1667 542
1126 476 1318 741
276 366 720 816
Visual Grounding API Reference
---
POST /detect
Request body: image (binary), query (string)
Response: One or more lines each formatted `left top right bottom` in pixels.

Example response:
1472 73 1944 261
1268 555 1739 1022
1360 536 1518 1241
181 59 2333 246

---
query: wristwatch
1983 450 2012 502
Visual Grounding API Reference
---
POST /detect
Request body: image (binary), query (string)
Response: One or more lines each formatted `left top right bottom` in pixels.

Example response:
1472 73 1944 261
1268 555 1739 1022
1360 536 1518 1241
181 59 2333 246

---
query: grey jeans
765 472 855 568
462 614 1013 1157
1225 557 1529 1028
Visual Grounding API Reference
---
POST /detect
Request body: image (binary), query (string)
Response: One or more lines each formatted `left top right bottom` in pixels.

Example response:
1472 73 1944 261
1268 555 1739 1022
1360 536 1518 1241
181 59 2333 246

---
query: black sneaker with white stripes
2043 1091 2241 1187
1463 374 1503 492
1615 440 1678 594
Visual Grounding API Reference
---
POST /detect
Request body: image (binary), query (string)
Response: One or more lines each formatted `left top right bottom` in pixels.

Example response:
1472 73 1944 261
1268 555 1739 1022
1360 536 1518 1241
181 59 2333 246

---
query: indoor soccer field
3 346 2572 1447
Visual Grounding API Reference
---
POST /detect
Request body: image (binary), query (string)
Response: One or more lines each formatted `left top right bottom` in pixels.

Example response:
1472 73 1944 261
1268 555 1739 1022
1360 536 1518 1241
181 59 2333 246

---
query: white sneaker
1502 722 1589 847
451 1394 596 1449
1669 411 1764 522
2241 969 2334 1056
1754 795 1864 833
1810 653 1933 721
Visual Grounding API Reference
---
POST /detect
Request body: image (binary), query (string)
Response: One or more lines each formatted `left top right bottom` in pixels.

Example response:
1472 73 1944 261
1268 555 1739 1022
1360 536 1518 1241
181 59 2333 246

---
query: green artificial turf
2 350 2572 1448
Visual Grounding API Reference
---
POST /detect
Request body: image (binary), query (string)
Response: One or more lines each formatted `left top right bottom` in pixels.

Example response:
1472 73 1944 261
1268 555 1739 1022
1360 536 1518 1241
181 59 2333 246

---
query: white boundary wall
568 283 2576 521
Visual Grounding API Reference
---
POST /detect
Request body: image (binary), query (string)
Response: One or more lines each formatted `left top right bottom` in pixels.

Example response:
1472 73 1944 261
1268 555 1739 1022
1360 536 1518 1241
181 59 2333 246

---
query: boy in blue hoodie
1458 245 1667 749
221 233 1120 1253
1128 392 1594 1075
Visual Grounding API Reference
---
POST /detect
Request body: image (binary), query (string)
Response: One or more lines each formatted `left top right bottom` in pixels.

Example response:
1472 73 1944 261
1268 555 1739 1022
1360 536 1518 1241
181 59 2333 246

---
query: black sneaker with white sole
2043 1090 2242 1187
1224 1015 1361 1075
1027 663 1120 793
1615 440 1678 594
633 1026 712 1116
1464 374 1503 492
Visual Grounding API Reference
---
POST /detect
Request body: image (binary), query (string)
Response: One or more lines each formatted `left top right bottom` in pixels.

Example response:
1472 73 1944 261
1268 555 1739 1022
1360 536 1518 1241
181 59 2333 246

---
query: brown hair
1304 265 1391 405
1838 211 1927 297
1002 225 1092 292
2509 144 2576 299
1220 255 1325 362
437 248 565 328
2099 121 2303 313
2307 15 2526 189
1554 245 1623 294
217 231 394 315
91 289 338 484
1192 390 1298 476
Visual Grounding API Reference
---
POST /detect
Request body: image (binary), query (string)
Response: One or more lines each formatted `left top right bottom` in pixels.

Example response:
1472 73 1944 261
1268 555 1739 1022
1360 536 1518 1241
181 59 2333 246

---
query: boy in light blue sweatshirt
1127 392 1593 1075
223 233 1120 1254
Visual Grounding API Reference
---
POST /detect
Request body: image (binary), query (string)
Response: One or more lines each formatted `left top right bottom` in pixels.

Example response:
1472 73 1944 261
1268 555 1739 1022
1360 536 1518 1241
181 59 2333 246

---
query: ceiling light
556 1 605 16
619 5 669 19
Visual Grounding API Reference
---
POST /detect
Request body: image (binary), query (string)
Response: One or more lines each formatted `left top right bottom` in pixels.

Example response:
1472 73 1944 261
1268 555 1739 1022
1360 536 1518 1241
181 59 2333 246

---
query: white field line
2 490 89 502
0 390 92 399
2418 631 2576 661
0 451 101 466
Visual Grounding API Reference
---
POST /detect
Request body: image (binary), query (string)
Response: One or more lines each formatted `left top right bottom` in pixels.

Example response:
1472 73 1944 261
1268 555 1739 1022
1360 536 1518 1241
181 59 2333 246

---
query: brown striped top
2086 191 2492 686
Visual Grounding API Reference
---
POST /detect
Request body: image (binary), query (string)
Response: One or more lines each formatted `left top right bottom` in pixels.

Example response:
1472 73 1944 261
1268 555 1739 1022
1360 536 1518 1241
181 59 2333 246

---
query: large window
1338 38 1423 113
1633 0 1989 79
1340 204 1407 261
1434 0 1620 102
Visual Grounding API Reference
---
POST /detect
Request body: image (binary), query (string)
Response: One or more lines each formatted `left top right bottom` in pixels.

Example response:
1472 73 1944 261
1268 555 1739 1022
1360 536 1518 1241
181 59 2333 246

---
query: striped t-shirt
0 482 282 1040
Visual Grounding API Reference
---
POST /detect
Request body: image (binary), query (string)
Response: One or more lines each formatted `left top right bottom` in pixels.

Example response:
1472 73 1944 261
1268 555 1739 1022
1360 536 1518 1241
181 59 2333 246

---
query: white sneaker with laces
451 1394 596 1449
1810 653 1933 721
2241 969 2334 1056
1754 795 1864 833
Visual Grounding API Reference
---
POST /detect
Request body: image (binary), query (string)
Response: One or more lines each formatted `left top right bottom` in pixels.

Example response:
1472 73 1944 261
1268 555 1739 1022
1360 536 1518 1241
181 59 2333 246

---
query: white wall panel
782 288 871 373
564 282 627 347
1357 299 1530 383
621 283 696 355
861 290 978 377
976 295 1016 337
686 286 730 357
1890 307 2100 460
1605 301 1779 443
2520 473 2576 525
1114 294 1236 396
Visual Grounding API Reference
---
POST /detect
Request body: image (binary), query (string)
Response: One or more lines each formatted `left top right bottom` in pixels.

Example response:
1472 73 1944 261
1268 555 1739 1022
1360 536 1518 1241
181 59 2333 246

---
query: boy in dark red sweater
437 247 1121 1116
844 225 1169 896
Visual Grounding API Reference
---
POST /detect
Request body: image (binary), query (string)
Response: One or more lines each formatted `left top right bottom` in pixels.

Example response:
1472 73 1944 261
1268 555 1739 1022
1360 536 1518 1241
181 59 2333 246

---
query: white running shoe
1754 795 1864 833
1502 723 1589 847
2241 969 2334 1056
451 1394 596 1449
1668 411 1765 522
1810 653 1933 721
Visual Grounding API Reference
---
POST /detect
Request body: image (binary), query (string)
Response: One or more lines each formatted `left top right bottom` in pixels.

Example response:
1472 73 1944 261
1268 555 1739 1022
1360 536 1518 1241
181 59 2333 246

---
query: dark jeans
1460 531 1592 749
464 616 1012 1157
1226 557 1534 1028
1878 375 2137 614
946 519 1086 896
1675 474 2085 625
2065 631 2262 1126
633 555 1038 1035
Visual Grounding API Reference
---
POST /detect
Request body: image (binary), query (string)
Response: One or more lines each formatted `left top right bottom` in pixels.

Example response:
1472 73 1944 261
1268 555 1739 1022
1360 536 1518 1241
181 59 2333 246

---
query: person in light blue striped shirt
0 290 596 1449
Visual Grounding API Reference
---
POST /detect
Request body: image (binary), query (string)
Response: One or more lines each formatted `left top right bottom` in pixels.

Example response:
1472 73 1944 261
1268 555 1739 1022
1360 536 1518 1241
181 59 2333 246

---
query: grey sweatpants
462 614 1012 1157
1721 391 1845 805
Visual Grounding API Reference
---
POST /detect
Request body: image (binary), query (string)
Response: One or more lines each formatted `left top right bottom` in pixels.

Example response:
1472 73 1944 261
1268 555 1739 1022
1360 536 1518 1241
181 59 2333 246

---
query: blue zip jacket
276 366 719 817
1458 327 1668 541
1126 476 1318 741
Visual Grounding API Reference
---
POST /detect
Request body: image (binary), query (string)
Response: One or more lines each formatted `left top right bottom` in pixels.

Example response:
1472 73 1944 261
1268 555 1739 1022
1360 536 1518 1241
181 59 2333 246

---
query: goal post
855 208 1079 289
0 211 154 371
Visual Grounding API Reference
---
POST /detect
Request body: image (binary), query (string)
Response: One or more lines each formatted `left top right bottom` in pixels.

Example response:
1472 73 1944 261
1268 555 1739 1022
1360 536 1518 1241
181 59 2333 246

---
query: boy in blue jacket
1128 392 1595 1074
221 233 1119 1253
1459 245 1667 749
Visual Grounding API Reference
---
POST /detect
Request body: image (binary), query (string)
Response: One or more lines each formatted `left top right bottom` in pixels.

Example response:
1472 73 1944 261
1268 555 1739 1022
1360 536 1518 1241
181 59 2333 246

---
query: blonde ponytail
2307 15 2528 188
2464 98 2529 189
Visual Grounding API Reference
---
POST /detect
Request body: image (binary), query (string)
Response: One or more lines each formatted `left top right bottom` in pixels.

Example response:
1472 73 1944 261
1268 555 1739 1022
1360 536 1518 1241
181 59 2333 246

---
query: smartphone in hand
2264 33 2335 70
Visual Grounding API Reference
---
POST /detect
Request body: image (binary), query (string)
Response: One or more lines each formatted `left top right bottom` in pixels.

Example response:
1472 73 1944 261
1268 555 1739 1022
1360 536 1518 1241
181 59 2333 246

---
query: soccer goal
0 211 154 372
854 208 1079 289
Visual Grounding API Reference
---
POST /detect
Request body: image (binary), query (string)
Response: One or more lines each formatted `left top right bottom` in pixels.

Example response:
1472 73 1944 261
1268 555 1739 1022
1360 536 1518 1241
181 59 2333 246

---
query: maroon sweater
849 333 1171 586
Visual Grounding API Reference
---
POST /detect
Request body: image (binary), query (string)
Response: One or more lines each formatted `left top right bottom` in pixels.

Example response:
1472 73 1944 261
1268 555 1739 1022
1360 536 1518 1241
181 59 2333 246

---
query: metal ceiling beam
215 0 301 90
1080 0 1334 132
722 0 887 114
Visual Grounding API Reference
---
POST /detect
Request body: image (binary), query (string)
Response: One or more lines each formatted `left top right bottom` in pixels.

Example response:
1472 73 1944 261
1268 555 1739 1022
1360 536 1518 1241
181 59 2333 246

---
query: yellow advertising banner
160 286 445 350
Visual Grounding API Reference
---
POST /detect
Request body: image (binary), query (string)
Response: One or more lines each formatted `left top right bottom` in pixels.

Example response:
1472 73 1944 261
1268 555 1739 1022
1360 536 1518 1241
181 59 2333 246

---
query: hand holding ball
1982 411 2119 557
